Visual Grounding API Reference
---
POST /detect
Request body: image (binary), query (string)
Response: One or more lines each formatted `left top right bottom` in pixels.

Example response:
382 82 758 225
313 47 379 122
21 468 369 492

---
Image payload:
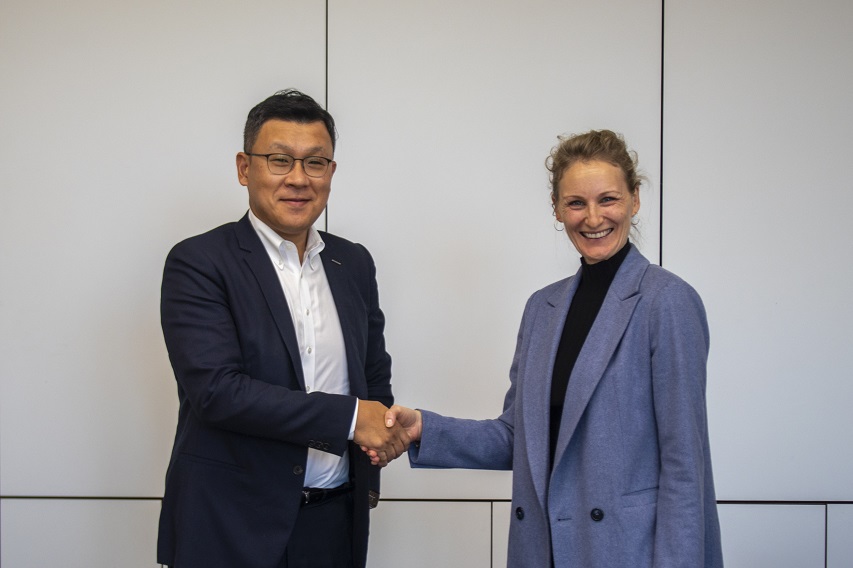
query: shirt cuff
348 398 358 441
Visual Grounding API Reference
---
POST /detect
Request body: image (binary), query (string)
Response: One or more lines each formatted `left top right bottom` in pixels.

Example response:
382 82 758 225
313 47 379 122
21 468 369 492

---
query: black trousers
280 491 354 568
164 491 355 568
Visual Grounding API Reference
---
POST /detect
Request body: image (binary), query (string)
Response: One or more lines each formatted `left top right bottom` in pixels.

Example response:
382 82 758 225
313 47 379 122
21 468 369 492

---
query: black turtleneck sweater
549 241 631 466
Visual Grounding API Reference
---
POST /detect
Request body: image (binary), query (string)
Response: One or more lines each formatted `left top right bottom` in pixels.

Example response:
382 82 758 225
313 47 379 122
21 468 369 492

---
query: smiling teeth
583 229 612 239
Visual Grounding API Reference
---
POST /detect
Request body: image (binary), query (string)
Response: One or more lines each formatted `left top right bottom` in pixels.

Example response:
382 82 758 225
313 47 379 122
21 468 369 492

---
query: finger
382 443 398 462
385 407 397 428
391 434 405 459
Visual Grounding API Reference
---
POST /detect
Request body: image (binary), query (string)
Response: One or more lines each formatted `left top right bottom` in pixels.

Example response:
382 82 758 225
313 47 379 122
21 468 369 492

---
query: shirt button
305 309 310 315
308 347 313 354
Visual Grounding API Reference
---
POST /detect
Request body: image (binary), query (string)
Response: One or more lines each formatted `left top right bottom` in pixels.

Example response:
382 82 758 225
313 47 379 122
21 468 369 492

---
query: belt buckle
301 489 312 505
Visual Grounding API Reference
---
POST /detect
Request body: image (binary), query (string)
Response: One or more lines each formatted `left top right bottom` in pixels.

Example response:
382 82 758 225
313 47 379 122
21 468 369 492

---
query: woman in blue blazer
372 130 723 567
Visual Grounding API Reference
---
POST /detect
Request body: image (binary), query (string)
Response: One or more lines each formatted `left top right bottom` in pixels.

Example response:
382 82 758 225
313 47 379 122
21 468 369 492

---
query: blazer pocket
621 487 658 508
180 452 246 474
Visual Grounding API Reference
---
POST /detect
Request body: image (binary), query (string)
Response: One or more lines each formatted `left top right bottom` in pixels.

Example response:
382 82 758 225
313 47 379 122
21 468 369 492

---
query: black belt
300 483 352 507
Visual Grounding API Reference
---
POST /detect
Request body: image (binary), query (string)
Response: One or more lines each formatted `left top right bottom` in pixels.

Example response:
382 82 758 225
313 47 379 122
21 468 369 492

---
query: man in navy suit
157 89 408 568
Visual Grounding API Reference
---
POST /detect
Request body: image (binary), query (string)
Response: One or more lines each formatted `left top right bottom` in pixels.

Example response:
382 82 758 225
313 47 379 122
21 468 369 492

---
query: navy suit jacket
157 213 392 568
411 245 722 567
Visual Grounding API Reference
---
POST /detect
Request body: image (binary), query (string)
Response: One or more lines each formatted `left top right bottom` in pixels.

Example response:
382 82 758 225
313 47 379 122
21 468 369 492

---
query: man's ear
236 152 250 187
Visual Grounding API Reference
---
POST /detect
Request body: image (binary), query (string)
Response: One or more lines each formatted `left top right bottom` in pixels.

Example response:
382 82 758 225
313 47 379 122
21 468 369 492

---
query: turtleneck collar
580 241 632 286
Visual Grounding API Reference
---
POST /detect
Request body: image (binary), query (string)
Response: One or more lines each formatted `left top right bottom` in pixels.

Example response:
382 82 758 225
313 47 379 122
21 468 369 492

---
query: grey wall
665 0 853 502
1 1 851 566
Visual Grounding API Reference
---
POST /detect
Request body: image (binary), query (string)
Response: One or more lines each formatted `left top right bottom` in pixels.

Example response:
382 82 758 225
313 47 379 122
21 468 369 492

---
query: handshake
353 401 423 467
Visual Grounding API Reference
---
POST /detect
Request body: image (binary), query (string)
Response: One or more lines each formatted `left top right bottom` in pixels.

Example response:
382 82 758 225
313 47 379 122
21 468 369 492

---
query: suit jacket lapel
551 247 649 470
234 214 305 389
525 272 581 510
319 241 365 399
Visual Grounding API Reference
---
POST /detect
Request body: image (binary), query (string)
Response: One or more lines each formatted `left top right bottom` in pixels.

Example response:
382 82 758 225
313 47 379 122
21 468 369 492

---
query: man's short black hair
243 89 337 153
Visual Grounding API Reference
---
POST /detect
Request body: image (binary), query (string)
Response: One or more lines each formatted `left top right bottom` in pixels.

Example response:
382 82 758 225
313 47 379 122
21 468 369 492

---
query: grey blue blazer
410 245 723 567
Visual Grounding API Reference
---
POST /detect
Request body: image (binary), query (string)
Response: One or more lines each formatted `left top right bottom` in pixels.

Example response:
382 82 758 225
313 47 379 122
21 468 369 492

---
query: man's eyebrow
267 143 329 155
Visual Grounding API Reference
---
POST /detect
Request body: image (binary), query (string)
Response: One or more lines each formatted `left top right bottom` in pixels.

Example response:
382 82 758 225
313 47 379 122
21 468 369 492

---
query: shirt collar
248 209 326 269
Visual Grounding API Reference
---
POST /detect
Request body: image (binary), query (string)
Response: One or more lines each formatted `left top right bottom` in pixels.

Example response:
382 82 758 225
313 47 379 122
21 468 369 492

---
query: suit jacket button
515 507 525 520
293 465 304 475
590 508 604 522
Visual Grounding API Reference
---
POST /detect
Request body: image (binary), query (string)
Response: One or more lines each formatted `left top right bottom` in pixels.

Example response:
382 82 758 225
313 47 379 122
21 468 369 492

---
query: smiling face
236 119 336 255
553 160 640 264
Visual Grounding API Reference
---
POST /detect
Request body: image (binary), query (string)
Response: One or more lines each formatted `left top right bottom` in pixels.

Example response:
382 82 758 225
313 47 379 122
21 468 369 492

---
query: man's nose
286 160 309 184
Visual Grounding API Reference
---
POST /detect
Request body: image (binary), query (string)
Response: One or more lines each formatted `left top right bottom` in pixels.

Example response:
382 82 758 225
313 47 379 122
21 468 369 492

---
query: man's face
237 119 336 248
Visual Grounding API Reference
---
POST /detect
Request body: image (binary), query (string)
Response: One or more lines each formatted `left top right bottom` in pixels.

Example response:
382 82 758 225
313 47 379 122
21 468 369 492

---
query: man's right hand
362 405 423 466
353 400 410 466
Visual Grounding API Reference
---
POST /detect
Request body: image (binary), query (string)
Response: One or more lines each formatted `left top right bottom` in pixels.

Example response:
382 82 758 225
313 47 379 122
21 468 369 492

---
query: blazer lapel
551 247 649 470
233 214 305 389
319 242 365 399
524 272 581 511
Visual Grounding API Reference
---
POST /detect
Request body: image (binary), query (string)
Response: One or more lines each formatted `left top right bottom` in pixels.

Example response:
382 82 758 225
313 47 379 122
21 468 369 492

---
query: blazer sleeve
407 292 536 470
648 278 714 567
161 237 355 455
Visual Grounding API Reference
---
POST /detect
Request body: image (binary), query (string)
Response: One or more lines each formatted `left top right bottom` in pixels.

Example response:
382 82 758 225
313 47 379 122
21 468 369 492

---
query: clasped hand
353 400 411 466
358 404 423 467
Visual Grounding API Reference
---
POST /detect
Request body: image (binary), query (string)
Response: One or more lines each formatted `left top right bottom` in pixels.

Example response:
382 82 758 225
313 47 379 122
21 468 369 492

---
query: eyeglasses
245 153 333 177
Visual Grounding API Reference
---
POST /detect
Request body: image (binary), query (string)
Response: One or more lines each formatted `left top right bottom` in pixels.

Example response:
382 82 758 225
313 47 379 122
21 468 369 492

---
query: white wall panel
492 501 511 568
718 504 825 567
827 504 853 568
664 0 853 500
3 0 850 563
367 501 492 568
0 0 326 497
328 0 662 500
0 499 161 568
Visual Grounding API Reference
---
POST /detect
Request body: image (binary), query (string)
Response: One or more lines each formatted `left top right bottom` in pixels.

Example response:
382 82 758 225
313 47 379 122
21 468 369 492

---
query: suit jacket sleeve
407 294 535 470
161 233 356 455
648 278 714 566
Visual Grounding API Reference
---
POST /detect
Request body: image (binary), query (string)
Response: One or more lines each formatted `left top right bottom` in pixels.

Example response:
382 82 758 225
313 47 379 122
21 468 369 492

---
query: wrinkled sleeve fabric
407 295 537 471
647 278 716 567
161 236 354 455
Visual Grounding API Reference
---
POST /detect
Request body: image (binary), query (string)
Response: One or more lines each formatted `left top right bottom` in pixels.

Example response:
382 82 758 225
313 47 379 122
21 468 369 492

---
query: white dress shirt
249 211 357 489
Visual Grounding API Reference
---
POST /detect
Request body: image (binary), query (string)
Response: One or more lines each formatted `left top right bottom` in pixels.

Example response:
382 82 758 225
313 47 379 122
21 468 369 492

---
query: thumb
385 406 399 428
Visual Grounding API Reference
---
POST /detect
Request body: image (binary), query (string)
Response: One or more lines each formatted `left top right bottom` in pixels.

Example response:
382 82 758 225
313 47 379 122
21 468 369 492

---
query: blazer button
293 465 304 475
590 508 604 522
515 507 525 520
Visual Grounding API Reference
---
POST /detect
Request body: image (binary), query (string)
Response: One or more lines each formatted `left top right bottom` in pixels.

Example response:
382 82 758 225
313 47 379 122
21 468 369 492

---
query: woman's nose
586 205 603 226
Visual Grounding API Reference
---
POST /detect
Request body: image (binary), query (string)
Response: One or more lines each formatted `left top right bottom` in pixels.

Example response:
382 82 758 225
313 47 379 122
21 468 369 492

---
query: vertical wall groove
658 0 665 267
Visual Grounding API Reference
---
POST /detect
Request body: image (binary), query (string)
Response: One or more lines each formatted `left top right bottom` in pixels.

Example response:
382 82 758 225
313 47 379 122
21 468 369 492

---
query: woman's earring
554 220 564 232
